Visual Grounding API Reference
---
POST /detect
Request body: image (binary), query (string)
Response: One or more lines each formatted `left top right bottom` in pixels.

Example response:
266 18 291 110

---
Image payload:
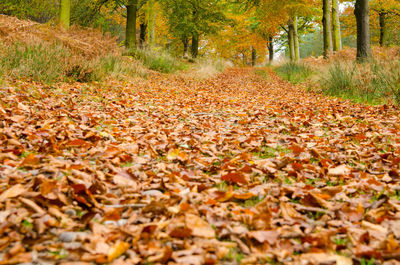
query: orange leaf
221 172 248 185
67 139 90 147
289 144 305 155
20 153 40 166
169 227 192 238
107 241 130 262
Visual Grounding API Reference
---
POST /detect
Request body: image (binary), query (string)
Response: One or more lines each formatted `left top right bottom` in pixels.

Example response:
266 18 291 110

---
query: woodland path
0 68 400 264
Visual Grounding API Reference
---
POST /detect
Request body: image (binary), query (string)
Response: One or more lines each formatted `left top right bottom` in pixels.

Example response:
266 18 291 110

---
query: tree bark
191 33 199 59
182 37 189 58
139 21 147 48
323 0 333 58
379 11 388 47
125 0 138 50
268 36 274 64
293 16 300 62
251 46 257 66
288 21 295 62
354 0 372 61
147 0 156 47
332 0 342 51
60 0 71 29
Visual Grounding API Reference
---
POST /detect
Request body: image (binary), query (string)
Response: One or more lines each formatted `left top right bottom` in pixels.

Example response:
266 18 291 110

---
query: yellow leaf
108 241 130 262
167 149 180 160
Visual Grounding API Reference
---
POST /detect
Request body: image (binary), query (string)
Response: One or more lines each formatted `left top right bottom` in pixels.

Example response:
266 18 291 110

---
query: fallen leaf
0 184 26 202
185 214 215 238
107 241 130 262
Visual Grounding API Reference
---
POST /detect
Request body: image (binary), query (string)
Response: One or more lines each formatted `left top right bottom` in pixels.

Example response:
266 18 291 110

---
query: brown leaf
0 184 26 202
221 172 248 185
20 153 40 166
185 213 215 238
169 226 192 238
248 230 279 244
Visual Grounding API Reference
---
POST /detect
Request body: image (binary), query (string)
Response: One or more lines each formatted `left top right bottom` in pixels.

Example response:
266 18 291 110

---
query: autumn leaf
0 184 26 202
221 172 248 185
19 153 40 166
107 241 130 262
66 139 91 148
185 214 215 238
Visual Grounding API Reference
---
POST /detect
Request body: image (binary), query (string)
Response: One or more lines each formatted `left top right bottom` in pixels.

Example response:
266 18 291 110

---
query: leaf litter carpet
1 69 400 265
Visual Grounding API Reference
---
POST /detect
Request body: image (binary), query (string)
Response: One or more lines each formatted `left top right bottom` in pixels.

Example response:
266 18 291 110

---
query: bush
275 62 313 84
320 61 400 105
134 49 188 73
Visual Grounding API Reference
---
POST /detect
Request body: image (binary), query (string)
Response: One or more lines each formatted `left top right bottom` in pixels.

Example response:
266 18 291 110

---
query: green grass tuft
275 62 313 84
320 61 400 105
133 48 188 74
0 42 69 83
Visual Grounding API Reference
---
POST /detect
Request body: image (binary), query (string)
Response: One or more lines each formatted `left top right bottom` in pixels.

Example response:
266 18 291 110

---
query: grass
319 60 400 105
274 62 313 84
0 42 70 83
255 69 270 80
133 48 189 74
0 42 186 84
90 54 147 81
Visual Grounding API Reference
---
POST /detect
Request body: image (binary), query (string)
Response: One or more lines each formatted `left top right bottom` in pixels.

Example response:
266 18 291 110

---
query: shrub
133 49 188 73
320 61 400 105
275 62 313 84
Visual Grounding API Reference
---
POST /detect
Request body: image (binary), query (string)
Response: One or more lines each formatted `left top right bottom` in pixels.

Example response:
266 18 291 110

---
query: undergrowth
0 42 69 83
0 42 168 83
133 48 188 74
320 61 400 105
274 62 313 84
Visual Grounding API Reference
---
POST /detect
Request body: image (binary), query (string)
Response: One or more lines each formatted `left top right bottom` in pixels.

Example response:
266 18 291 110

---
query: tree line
2 0 400 63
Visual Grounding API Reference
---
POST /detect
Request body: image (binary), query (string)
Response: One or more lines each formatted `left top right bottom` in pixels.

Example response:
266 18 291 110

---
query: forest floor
1 68 400 265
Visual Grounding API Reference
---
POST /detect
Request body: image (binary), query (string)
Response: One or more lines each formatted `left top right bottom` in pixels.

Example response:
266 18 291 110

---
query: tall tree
354 0 372 60
125 0 138 49
147 0 156 47
293 16 300 62
268 36 274 64
161 0 226 59
331 0 342 51
322 0 332 58
287 21 295 62
60 0 71 29
370 0 400 47
139 10 147 48
251 46 257 66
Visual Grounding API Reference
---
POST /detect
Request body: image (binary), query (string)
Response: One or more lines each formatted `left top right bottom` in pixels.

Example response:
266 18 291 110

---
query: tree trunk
288 21 295 62
379 12 387 47
125 0 138 50
323 0 333 58
354 0 372 61
332 0 342 51
182 37 189 58
251 46 257 66
268 36 274 64
147 0 156 47
191 33 199 59
293 16 300 62
139 21 147 48
60 0 71 29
